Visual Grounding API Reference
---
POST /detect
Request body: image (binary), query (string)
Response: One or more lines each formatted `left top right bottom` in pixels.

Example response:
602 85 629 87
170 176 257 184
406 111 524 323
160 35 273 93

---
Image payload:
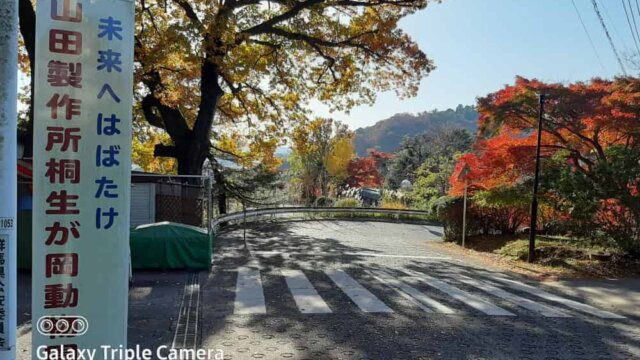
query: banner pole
0 0 19 359
32 0 134 352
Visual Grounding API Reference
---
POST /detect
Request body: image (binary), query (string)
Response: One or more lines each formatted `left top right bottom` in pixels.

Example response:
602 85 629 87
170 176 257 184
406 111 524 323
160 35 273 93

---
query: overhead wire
635 0 640 52
592 0 628 75
571 0 606 72
627 0 640 49
600 0 628 50
623 0 640 53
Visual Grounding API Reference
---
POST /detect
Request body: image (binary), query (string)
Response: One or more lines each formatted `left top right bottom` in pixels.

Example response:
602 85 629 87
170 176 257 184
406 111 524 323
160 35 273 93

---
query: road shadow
17 270 191 355
17 221 640 359
198 221 640 359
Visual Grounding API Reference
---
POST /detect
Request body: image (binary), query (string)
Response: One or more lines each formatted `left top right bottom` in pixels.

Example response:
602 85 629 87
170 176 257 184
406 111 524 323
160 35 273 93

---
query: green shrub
314 196 335 207
432 195 529 243
432 196 464 242
380 198 407 209
334 198 361 208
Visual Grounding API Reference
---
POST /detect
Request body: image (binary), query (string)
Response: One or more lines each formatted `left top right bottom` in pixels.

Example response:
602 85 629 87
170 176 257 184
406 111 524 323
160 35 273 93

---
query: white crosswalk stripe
325 269 394 313
230 267 623 320
234 267 266 315
455 276 571 318
486 274 626 319
369 270 455 314
282 269 333 314
400 270 515 316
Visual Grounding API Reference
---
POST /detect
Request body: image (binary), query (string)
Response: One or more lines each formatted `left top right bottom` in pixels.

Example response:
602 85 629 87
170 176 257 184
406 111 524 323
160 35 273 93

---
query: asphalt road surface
195 220 640 360
16 219 640 359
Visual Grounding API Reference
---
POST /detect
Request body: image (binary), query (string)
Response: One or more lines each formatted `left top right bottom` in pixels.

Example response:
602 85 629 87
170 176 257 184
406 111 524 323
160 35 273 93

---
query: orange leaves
346 156 382 188
451 76 640 197
449 134 535 196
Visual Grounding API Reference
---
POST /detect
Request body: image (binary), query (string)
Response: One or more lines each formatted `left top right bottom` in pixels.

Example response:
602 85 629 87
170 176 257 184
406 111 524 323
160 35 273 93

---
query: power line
601 0 628 50
622 0 640 54
592 0 628 75
635 0 640 49
571 0 606 72
628 0 640 49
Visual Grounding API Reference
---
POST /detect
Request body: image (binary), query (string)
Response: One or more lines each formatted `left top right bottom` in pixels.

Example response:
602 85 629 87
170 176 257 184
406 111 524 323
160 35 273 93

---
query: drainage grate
172 272 201 351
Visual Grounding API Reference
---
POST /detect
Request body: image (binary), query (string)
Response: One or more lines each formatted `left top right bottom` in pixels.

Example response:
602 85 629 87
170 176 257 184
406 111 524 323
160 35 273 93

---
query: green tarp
130 222 212 270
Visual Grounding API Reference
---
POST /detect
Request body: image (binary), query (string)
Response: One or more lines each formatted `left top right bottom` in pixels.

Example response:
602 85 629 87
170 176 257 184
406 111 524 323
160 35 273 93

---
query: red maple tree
450 77 640 195
347 157 383 188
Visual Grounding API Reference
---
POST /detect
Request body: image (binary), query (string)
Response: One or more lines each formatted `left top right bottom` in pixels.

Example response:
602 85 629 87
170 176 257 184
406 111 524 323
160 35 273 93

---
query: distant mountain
353 105 478 156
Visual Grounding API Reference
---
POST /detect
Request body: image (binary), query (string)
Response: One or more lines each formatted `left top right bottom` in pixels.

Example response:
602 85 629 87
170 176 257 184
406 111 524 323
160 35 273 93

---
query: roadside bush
541 220 572 236
381 198 407 209
432 196 464 242
542 146 640 257
433 195 529 243
594 202 640 257
334 198 361 208
314 196 335 207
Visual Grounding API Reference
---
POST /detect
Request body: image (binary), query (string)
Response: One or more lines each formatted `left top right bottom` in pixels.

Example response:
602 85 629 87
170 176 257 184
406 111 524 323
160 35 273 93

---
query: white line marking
234 268 266 315
282 269 332 314
456 276 571 318
325 269 393 313
369 271 455 314
401 270 515 316
487 274 626 319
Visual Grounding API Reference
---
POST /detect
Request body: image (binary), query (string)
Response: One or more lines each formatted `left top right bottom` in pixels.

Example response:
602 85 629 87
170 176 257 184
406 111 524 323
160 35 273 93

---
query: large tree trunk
155 132 213 176
152 57 223 176
176 145 207 176
153 57 227 214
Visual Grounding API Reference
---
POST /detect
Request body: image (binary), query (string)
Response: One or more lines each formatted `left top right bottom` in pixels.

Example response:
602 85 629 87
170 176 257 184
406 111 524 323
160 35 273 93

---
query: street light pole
528 94 546 263
0 0 18 358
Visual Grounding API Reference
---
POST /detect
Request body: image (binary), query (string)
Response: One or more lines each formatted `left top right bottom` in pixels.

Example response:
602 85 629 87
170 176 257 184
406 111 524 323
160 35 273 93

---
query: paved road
194 220 640 359
16 220 640 359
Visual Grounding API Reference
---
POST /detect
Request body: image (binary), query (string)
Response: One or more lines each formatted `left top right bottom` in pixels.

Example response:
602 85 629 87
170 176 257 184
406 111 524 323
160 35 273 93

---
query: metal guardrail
212 207 434 233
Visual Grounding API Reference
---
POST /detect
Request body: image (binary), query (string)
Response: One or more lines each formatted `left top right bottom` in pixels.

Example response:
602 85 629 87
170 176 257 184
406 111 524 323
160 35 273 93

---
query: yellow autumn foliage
132 130 177 174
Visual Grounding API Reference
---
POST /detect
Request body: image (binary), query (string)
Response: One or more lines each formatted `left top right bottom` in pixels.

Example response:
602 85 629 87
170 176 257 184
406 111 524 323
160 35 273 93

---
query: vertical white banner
32 0 133 357
0 0 18 358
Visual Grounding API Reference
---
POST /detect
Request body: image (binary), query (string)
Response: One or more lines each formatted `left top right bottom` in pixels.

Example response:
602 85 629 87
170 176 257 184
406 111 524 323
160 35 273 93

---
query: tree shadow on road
196 221 640 359
19 220 639 359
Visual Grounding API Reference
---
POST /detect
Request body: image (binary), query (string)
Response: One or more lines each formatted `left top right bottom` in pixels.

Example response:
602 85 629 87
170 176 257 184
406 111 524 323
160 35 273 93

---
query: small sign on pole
32 0 134 355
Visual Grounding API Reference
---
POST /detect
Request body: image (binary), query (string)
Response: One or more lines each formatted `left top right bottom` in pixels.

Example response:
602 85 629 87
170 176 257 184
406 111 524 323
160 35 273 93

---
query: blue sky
315 0 637 130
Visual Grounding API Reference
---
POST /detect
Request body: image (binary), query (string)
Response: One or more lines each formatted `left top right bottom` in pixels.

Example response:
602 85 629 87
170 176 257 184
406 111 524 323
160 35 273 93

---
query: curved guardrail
212 206 434 233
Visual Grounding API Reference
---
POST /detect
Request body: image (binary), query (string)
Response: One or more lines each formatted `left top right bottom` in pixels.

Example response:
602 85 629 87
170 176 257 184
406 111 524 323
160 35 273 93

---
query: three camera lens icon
37 316 89 337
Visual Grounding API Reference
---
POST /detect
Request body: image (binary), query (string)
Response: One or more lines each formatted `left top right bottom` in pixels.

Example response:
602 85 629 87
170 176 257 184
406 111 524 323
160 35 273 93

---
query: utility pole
0 0 18 359
528 94 546 263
